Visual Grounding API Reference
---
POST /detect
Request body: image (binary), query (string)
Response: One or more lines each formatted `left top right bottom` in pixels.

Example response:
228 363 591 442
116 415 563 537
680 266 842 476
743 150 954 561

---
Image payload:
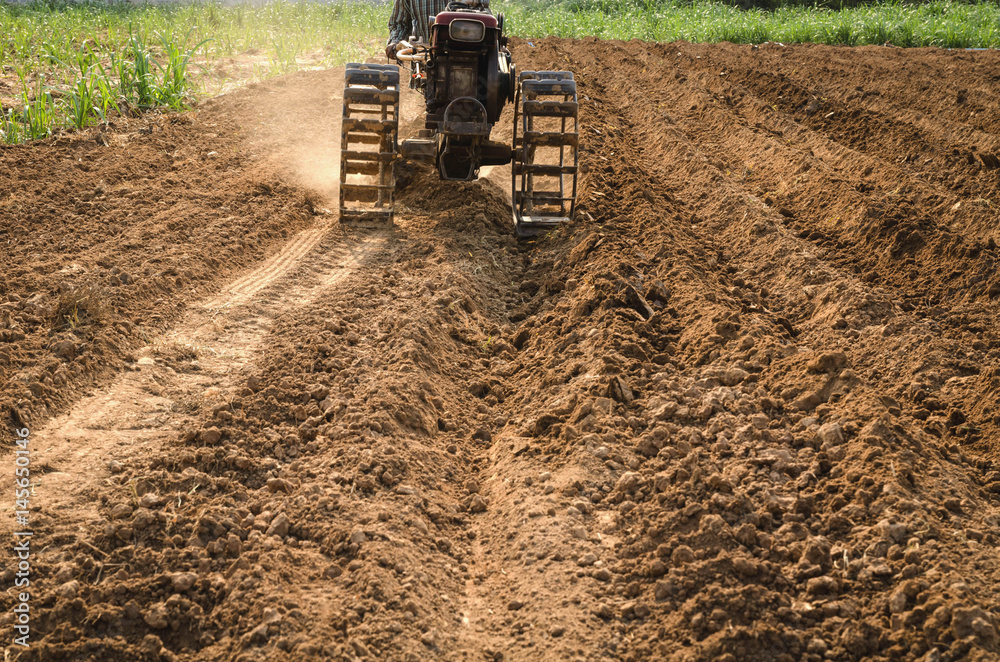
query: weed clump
51 283 107 331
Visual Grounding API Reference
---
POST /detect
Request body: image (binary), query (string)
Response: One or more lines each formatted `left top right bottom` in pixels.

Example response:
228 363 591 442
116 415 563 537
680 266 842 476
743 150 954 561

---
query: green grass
0 0 386 144
496 0 1000 48
0 0 997 145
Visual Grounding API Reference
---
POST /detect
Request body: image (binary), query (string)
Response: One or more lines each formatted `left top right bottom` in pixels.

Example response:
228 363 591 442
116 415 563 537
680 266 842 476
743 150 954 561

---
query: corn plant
269 35 300 76
127 30 157 109
0 110 25 145
155 29 209 110
92 63 121 120
18 76 59 141
65 70 100 129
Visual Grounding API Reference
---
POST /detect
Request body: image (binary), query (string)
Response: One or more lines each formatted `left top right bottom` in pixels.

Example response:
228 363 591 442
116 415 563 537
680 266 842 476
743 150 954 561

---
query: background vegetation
0 0 383 143
498 0 1000 46
1 0 997 144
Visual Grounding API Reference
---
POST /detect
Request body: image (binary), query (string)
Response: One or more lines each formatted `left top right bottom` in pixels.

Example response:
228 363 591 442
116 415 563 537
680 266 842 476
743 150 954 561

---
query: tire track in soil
0 223 386 544
202 221 336 311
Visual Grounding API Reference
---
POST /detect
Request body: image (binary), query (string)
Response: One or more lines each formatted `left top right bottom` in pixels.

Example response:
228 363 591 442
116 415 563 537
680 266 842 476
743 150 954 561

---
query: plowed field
2 38 1000 662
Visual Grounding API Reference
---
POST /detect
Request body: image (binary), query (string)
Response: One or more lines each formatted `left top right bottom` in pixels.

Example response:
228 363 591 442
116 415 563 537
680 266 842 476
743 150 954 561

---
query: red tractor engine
339 0 579 236
402 7 515 180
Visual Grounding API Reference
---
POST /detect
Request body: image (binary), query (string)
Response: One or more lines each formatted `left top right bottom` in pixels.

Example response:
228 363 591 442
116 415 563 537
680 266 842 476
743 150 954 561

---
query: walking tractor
339 0 579 237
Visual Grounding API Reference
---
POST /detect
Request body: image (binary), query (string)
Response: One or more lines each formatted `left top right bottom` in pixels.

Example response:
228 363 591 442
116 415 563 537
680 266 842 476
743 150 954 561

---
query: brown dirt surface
2 38 1000 662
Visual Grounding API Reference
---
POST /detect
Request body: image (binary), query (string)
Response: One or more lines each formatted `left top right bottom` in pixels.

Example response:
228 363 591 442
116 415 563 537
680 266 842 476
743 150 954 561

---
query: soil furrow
738 45 1000 137
684 45 1000 190
603 43 1000 453
625 43 999 312
512 37 1000 661
4 40 1000 662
